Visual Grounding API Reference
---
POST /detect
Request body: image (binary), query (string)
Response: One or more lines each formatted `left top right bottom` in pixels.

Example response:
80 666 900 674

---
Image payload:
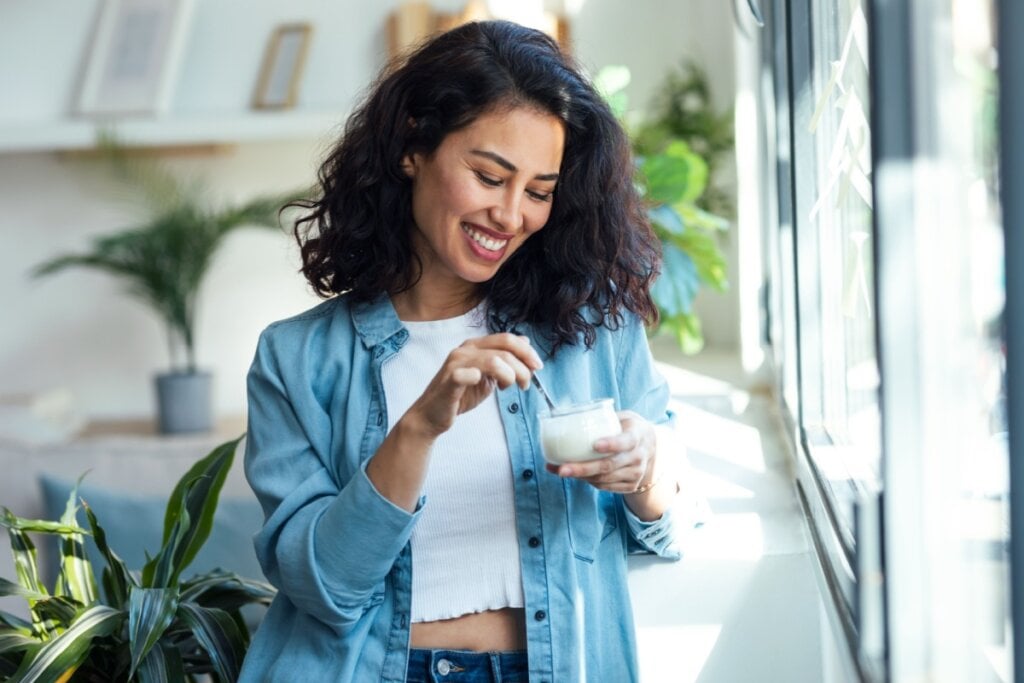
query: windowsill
630 343 826 681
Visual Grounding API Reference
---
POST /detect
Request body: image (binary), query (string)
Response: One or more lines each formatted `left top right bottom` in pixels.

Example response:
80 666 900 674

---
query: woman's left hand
545 410 656 494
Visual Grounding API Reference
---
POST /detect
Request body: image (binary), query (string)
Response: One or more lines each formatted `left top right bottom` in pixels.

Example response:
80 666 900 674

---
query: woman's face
402 106 565 289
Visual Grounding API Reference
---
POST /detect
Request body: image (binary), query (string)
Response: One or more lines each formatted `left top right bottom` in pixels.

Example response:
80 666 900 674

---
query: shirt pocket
562 480 618 563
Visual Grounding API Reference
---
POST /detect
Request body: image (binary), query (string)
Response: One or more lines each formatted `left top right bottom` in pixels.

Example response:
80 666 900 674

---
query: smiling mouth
461 223 509 252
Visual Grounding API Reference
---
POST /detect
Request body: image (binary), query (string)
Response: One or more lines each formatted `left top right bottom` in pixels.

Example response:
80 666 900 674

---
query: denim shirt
239 294 682 682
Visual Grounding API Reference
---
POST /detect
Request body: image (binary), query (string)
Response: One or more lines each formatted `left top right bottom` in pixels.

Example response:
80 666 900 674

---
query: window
764 0 1009 679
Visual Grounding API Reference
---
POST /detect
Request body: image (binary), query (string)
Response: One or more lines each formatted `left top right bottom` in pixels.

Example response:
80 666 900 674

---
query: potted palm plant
0 437 274 682
34 140 304 433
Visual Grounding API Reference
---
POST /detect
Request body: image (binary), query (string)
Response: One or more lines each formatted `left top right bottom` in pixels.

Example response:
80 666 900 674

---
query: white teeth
462 224 508 251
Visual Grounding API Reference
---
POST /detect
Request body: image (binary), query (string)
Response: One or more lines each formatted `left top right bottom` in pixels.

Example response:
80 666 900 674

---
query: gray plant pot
155 371 213 434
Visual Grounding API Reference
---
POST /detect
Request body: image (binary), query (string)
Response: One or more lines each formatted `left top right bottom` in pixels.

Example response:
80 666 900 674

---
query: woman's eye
475 171 502 187
527 190 553 202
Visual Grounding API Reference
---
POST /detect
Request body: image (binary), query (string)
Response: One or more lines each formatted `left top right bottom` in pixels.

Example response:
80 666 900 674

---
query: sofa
0 427 264 620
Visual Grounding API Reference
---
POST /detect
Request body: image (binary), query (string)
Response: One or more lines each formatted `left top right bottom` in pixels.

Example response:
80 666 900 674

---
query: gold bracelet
631 467 663 495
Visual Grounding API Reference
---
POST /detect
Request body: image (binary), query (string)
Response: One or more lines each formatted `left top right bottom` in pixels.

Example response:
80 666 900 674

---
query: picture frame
76 0 195 116
252 23 314 110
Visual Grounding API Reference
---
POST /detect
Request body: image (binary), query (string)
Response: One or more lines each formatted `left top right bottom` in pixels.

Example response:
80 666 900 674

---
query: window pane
941 0 1008 676
806 0 880 529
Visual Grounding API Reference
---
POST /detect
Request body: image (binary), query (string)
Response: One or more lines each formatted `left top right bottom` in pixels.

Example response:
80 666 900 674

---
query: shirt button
528 537 540 548
508 402 520 413
522 469 534 480
534 610 546 621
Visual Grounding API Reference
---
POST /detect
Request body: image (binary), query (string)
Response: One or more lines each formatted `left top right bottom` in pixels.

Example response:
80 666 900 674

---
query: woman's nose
490 190 524 232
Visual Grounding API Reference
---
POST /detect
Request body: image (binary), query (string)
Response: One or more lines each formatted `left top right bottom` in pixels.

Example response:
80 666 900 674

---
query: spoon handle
531 374 557 411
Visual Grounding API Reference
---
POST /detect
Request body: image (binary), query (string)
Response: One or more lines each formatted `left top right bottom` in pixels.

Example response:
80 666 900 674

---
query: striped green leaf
162 437 241 577
143 490 192 589
127 587 179 679
33 597 80 635
144 437 241 587
0 611 31 631
0 630 37 656
1 510 46 600
55 484 97 606
8 604 124 683
177 603 244 682
180 572 275 610
0 509 89 536
83 502 135 608
0 578 46 602
136 640 185 683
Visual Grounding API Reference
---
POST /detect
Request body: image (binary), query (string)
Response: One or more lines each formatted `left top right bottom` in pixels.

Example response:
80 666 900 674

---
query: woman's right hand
405 333 543 437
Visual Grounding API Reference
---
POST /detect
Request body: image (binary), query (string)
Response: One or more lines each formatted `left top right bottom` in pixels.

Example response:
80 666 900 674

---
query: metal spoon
531 373 557 412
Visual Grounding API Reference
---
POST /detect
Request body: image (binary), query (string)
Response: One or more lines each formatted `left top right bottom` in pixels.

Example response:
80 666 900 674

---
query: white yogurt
539 399 621 464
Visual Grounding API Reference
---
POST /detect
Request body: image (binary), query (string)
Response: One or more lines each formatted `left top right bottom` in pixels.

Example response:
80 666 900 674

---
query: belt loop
490 652 501 681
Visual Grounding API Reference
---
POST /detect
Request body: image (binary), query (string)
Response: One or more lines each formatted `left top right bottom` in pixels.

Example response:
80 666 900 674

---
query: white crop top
381 304 525 623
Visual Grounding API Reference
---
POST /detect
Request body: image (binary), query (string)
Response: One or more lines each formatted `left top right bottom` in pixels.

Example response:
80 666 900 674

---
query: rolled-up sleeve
245 328 420 630
614 317 706 558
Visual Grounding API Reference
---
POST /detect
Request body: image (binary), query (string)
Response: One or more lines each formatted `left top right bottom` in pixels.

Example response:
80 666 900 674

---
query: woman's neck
391 284 483 322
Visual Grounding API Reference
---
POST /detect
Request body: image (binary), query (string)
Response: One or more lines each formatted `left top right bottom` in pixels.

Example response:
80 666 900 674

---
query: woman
241 20 687 683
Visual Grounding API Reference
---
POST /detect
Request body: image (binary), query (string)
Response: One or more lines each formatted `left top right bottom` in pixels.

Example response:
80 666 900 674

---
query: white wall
0 0 741 421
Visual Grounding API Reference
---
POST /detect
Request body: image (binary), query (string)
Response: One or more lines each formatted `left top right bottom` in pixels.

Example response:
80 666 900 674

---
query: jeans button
437 658 452 675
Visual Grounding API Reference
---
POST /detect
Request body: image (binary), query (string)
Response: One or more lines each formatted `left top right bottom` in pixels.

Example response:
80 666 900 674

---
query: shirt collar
350 294 405 349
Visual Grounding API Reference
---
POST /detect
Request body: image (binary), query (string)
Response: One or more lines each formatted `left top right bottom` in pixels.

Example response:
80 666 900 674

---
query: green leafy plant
596 66 731 353
0 437 275 682
633 60 736 218
33 139 305 373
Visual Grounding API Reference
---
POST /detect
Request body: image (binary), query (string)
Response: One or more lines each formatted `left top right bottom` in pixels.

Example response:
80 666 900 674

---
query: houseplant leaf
143 488 192 589
82 502 136 610
0 611 32 631
651 241 700 318
127 587 179 679
666 222 729 291
8 604 123 683
146 436 242 587
594 65 631 119
0 510 89 537
55 479 97 606
180 572 275 612
0 631 37 656
136 640 185 683
33 597 80 633
641 140 709 206
0 578 46 602
177 603 244 682
1 510 48 613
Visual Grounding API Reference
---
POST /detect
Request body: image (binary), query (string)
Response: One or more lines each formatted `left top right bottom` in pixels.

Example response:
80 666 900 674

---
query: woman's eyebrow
469 149 559 181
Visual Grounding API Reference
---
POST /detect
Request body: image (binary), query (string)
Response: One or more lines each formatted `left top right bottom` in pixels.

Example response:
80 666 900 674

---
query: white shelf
0 109 347 153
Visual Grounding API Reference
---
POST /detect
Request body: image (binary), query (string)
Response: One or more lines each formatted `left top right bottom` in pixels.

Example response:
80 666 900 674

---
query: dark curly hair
291 20 660 351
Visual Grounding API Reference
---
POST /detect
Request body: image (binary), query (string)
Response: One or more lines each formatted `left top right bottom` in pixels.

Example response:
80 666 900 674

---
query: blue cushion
38 475 265 589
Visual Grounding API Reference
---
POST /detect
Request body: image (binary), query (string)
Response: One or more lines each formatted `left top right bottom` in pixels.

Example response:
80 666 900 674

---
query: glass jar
539 398 621 464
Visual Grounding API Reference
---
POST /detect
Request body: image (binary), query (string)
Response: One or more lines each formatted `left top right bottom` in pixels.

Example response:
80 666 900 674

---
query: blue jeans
406 648 529 683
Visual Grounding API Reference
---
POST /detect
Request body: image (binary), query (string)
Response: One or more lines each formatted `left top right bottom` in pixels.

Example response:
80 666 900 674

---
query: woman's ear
400 154 417 178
